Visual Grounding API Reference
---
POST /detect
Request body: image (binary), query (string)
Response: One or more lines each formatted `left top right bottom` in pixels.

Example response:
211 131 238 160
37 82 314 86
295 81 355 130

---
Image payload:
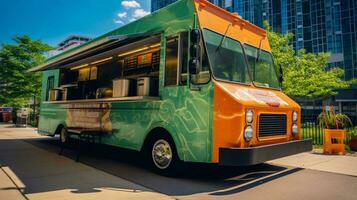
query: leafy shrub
348 127 357 138
317 111 353 129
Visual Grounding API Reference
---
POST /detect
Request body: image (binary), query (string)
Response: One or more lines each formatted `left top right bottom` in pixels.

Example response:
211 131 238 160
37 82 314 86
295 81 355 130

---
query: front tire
145 134 179 174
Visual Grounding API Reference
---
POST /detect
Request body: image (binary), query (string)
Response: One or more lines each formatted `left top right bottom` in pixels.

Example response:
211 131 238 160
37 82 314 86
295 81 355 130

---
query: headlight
292 123 298 135
293 111 298 122
244 126 253 141
246 109 253 123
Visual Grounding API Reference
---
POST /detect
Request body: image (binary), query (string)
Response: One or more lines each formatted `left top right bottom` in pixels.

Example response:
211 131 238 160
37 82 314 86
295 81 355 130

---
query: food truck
30 0 312 172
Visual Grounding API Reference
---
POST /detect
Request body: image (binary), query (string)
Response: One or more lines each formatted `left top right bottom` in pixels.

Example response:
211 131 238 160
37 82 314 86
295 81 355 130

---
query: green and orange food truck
30 0 312 172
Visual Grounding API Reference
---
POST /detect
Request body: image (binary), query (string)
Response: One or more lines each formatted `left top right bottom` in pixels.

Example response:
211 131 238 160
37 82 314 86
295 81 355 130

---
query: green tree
264 21 352 98
0 35 51 107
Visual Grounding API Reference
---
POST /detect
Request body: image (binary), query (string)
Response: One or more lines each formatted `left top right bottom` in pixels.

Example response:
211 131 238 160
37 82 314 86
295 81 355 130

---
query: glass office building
151 0 357 119
151 0 225 12
151 0 177 12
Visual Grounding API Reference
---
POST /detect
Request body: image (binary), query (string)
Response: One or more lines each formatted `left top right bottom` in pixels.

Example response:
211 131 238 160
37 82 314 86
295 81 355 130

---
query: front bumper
219 139 312 166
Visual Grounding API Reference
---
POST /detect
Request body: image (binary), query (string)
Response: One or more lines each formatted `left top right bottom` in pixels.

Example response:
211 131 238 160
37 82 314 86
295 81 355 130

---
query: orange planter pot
323 129 345 155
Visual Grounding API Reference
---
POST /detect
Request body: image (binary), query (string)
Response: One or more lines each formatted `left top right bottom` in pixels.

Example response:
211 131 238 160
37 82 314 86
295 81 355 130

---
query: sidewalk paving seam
272 163 357 178
0 165 29 200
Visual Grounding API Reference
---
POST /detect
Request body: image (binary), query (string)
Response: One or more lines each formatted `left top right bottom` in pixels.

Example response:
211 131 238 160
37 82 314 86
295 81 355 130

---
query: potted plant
317 107 353 154
348 127 357 151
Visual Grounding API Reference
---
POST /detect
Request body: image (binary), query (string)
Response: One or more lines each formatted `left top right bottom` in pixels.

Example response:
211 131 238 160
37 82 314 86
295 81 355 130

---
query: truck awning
28 32 158 72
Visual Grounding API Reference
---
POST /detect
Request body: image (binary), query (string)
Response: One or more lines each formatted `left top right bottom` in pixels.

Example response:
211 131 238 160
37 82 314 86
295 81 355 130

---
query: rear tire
60 127 68 144
145 134 179 175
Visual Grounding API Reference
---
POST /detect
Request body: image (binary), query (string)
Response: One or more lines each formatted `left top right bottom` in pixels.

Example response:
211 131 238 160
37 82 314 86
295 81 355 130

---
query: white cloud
133 9 150 18
114 19 124 24
121 1 140 9
114 2 149 24
117 12 127 18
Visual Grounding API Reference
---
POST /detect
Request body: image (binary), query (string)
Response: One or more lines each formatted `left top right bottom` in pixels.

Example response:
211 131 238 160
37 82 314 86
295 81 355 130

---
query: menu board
123 51 160 75
124 57 137 70
90 66 97 80
78 68 90 81
137 53 152 66
78 66 97 81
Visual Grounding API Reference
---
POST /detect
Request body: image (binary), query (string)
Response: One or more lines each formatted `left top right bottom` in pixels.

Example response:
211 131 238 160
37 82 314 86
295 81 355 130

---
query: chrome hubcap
152 139 172 169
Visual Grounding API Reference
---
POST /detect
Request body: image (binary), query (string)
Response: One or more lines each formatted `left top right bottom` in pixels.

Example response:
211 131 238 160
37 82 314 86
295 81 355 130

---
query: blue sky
0 0 151 47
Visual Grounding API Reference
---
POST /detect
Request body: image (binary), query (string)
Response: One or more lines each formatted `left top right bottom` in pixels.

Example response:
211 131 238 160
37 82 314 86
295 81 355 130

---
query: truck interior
46 34 164 102
44 29 211 103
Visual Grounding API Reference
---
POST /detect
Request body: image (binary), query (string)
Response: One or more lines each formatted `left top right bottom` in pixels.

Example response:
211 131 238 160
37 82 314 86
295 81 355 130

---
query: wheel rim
60 128 67 143
152 139 173 169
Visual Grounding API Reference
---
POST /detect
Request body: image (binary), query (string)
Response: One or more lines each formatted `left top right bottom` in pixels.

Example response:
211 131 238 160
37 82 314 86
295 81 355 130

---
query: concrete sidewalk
0 124 172 200
269 150 357 177
0 166 26 200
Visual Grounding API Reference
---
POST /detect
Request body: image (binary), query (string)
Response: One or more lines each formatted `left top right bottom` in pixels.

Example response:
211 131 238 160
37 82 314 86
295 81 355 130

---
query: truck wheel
146 135 178 174
60 127 68 144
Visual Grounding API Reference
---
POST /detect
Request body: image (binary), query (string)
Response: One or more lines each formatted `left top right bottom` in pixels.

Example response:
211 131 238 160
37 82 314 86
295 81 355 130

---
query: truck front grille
258 114 287 136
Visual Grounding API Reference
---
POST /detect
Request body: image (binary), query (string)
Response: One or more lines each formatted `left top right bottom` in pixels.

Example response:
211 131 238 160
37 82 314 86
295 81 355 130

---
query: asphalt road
23 136 357 200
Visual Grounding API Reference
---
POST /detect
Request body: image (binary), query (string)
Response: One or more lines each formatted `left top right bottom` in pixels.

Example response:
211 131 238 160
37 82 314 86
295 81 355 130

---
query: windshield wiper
215 24 232 52
254 38 263 68
250 37 264 81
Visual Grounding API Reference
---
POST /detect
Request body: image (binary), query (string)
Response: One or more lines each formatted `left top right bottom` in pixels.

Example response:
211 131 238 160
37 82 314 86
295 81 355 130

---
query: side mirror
190 29 200 44
189 29 201 75
279 65 284 84
190 44 199 57
189 58 200 74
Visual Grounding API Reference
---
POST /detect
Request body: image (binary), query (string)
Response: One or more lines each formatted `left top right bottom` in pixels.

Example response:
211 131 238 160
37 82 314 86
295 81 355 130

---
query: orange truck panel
193 0 271 52
194 0 302 163
212 81 301 162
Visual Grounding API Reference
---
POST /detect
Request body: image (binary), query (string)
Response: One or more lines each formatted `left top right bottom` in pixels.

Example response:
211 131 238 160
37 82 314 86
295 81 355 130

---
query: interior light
70 63 89 70
90 57 113 65
149 43 160 48
118 47 149 57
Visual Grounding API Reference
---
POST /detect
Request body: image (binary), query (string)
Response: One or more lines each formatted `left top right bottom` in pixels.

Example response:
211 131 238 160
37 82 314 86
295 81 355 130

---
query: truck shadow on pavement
0 137 159 197
15 136 303 197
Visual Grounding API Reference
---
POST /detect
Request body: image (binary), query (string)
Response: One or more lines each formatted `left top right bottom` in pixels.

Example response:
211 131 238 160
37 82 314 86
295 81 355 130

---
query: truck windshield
244 45 280 89
202 29 250 84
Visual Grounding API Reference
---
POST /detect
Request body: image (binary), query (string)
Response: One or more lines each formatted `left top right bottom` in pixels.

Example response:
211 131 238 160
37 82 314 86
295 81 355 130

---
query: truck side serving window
164 32 189 86
46 76 55 101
